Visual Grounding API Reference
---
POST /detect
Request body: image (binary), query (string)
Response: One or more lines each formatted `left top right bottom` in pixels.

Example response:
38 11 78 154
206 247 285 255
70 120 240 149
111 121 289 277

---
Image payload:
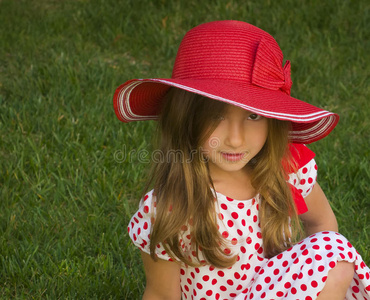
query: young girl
114 21 370 300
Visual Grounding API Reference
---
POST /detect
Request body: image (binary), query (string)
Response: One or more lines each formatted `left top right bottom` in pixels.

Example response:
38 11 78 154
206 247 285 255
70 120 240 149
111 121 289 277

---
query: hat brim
114 78 339 144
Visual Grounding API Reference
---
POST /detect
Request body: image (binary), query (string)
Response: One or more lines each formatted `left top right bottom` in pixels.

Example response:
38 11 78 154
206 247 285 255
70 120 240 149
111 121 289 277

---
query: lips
221 152 247 162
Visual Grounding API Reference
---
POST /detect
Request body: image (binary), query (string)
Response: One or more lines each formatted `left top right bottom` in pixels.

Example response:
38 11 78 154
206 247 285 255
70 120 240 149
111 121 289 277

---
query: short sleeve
127 190 173 261
287 144 318 215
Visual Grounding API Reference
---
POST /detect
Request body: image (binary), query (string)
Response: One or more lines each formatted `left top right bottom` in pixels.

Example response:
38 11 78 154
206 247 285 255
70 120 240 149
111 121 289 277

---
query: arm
299 182 338 236
141 251 182 300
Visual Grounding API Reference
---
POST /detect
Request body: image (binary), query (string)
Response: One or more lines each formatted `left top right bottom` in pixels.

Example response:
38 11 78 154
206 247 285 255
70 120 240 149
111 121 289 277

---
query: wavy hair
144 88 302 267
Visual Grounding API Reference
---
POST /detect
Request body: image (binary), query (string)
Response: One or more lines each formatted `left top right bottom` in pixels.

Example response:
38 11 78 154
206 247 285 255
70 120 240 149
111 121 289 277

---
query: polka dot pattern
128 160 370 299
234 231 370 300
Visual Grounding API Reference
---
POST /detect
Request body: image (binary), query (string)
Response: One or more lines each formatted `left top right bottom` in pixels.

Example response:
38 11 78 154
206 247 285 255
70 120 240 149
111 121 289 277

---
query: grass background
1 0 369 298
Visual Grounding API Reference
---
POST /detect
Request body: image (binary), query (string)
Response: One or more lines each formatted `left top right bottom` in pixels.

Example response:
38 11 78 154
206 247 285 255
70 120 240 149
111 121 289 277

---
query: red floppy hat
113 20 339 144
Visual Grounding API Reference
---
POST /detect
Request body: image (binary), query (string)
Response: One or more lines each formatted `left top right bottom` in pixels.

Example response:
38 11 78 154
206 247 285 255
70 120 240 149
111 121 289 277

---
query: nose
224 121 244 149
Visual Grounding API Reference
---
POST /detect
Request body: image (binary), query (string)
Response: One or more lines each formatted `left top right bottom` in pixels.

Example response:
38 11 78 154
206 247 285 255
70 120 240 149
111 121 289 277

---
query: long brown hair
144 88 302 267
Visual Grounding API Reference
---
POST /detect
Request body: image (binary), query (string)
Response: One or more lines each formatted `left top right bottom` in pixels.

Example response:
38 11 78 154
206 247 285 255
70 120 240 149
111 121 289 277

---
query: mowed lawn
0 0 369 298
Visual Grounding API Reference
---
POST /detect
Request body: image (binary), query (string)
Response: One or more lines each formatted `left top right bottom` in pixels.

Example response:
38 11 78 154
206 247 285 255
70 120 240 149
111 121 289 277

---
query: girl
114 21 370 299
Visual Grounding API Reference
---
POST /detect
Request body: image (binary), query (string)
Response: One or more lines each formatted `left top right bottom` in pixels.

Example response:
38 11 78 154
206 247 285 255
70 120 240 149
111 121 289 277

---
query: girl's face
202 105 268 178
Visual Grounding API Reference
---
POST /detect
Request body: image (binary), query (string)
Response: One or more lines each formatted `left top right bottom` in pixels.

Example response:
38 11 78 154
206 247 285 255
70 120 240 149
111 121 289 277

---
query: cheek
202 135 219 158
251 122 268 148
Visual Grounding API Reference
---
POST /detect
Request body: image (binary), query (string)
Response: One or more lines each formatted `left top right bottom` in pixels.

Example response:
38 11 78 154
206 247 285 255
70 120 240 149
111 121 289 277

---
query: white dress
128 151 370 299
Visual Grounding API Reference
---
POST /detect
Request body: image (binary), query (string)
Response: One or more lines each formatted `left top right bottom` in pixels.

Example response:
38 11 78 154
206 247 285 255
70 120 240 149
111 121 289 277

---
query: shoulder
286 144 318 214
127 190 178 262
288 143 316 170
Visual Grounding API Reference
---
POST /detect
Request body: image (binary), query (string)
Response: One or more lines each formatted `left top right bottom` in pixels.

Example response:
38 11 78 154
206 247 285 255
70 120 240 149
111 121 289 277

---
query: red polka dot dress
127 145 370 299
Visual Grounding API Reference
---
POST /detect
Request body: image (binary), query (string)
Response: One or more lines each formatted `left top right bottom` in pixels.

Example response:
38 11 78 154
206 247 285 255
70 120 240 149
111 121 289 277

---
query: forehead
224 103 255 116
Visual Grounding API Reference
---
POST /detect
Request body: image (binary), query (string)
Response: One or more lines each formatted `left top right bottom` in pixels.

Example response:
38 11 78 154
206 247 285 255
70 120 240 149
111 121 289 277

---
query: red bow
251 37 292 95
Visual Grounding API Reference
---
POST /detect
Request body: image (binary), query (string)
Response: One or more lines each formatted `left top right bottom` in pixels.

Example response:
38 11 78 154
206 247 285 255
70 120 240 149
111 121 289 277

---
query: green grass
1 0 369 298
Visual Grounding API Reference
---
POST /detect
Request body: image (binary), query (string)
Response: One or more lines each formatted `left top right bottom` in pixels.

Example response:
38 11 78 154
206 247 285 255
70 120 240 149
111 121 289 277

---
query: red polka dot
221 203 227 210
222 231 229 238
327 252 334 258
218 270 225 277
231 212 239 219
325 244 332 250
302 167 308 174
206 290 213 296
256 284 262 291
237 202 244 209
265 277 271 284
318 265 325 272
220 286 227 291
301 284 307 291
311 280 318 288
276 291 284 297
284 282 291 289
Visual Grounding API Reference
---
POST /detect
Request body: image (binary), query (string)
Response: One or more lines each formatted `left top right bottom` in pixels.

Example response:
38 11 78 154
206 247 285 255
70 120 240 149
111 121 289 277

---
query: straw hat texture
113 20 339 144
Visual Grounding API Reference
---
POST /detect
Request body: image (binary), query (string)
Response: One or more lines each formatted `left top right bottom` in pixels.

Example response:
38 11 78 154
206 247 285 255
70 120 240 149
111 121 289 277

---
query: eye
248 113 262 120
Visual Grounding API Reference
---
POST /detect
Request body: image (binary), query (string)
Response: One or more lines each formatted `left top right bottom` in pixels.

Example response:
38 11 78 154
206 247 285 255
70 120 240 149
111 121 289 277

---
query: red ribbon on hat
251 38 292 95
